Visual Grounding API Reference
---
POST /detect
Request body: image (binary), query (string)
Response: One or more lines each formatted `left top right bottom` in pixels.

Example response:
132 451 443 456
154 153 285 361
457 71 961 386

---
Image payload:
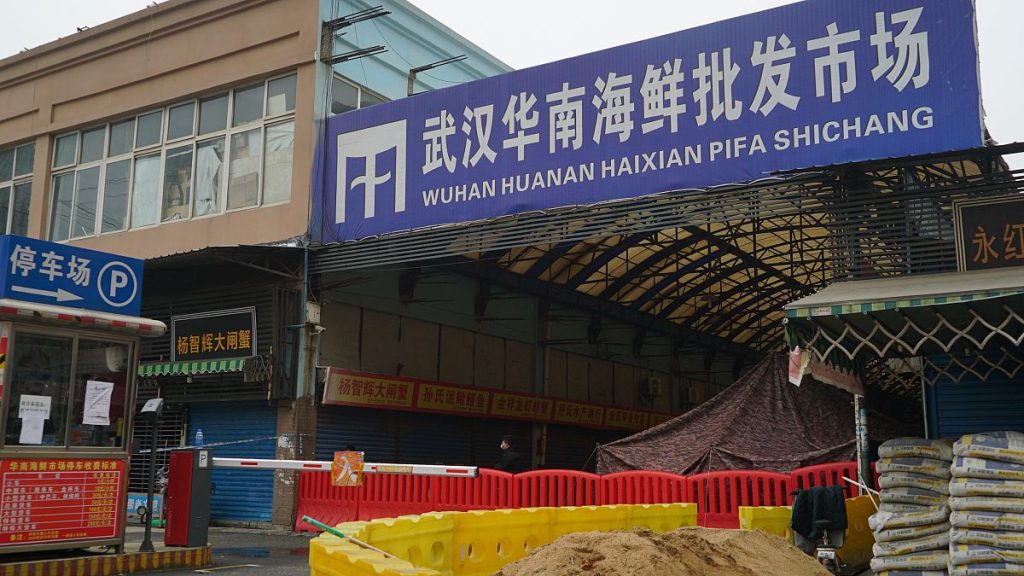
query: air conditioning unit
639 376 663 399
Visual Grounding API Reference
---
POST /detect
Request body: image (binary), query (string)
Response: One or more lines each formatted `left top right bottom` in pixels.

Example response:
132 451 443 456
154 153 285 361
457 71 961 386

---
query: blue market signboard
313 0 982 242
0 235 143 317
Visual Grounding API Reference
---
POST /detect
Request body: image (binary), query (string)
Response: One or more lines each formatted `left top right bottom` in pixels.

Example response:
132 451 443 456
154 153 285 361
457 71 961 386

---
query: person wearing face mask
494 434 524 473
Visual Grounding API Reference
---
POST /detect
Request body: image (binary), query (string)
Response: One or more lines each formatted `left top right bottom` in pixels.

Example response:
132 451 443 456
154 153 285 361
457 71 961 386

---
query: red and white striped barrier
211 457 478 477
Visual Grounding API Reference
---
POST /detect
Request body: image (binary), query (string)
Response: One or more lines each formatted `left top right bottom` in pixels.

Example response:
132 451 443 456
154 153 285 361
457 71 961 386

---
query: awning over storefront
138 358 246 377
0 298 166 336
784 267 1024 367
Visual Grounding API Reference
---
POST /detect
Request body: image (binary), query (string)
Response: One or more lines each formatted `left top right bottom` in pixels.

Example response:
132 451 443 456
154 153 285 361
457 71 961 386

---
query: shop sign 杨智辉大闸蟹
171 308 256 362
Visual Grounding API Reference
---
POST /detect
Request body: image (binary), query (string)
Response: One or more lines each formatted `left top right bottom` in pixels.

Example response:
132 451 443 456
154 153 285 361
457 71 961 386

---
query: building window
48 72 297 241
0 142 34 236
331 75 387 115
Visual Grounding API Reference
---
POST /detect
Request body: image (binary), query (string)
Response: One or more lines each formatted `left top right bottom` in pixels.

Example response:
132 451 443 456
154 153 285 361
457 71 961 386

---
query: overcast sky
2 0 1022 164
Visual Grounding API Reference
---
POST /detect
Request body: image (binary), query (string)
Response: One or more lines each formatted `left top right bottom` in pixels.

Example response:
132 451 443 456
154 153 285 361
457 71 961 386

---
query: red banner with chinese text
417 382 489 415
322 367 671 431
0 458 125 546
605 407 651 431
552 400 605 428
323 369 416 409
492 392 553 422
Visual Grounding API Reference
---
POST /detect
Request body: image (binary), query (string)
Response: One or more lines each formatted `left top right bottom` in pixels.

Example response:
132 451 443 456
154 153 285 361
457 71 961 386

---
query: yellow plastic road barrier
738 496 876 572
627 502 699 532
738 505 792 539
840 495 876 570
309 503 697 576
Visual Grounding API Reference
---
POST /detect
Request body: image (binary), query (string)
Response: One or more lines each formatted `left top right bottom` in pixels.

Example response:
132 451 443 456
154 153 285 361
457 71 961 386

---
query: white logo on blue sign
335 120 407 224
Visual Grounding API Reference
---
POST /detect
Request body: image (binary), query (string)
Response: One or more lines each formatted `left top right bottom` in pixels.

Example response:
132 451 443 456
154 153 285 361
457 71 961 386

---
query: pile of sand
495 527 831 576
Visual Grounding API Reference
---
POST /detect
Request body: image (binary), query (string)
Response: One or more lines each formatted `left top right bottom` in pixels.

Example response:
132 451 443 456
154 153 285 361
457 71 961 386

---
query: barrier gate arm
211 457 478 477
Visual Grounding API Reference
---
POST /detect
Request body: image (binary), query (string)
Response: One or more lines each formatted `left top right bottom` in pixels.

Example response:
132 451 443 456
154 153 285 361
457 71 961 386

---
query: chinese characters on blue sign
0 235 144 317
314 0 982 242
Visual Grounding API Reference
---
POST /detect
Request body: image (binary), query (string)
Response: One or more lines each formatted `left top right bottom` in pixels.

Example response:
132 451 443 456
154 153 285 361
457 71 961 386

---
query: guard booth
0 235 164 555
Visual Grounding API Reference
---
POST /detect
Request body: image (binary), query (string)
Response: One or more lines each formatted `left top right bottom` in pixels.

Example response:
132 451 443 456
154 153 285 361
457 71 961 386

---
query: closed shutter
926 367 1024 439
546 425 628 472
396 412 472 466
316 406 535 468
316 405 398 463
188 401 276 523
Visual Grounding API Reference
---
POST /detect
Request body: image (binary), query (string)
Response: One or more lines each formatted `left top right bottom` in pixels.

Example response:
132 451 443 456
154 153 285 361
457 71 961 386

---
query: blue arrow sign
0 235 144 317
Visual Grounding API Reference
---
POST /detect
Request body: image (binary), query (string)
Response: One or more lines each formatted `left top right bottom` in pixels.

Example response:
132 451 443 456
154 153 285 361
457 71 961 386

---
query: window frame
53 132 79 170
330 74 388 116
45 72 298 241
0 141 34 235
260 119 296 208
134 110 164 151
264 72 298 121
165 101 198 144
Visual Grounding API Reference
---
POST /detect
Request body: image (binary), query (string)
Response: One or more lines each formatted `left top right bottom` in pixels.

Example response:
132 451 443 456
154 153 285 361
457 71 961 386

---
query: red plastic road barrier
688 471 791 529
358 473 434 521
294 462 865 530
513 469 600 508
789 461 860 501
432 469 514 512
598 471 690 505
294 471 360 531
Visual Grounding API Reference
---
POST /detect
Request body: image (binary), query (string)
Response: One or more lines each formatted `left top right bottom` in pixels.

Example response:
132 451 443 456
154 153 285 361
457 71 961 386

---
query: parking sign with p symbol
98 261 138 309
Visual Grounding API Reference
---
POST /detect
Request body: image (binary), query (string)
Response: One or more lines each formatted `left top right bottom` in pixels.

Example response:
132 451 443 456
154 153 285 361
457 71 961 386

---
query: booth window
69 339 130 448
4 333 73 447
4 331 133 449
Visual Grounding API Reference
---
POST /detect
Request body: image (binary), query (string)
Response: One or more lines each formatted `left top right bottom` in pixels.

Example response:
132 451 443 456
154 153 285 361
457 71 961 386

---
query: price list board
0 459 125 546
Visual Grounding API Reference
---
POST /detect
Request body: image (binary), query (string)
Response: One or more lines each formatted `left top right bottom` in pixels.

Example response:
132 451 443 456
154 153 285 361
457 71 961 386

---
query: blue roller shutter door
188 402 276 523
316 405 399 462
396 412 472 466
316 406 535 469
546 425 628 471
926 366 1024 439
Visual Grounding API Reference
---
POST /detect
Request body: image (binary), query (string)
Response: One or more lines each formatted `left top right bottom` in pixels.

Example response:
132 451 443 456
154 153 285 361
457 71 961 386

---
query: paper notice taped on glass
19 415 44 444
19 394 51 419
83 380 114 426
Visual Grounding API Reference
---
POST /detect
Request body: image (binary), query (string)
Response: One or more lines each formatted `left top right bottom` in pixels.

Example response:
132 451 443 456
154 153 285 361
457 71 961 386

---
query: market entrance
307 0 1015 471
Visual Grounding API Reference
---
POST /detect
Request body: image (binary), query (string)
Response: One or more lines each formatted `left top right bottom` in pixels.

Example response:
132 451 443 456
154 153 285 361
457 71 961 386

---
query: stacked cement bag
949 431 1024 576
870 437 954 574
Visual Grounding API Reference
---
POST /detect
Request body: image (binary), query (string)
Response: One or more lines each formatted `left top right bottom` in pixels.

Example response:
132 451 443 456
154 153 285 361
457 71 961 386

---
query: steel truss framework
311 145 1023 374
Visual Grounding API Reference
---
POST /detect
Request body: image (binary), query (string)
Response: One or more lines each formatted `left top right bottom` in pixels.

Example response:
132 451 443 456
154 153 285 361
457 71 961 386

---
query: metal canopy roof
313 146 1020 370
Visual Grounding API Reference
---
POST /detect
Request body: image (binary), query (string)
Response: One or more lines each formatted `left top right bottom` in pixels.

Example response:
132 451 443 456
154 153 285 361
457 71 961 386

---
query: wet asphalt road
126 526 315 575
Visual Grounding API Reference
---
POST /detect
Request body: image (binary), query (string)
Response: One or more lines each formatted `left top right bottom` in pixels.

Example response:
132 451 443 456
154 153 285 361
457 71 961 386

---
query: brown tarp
596 354 910 475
